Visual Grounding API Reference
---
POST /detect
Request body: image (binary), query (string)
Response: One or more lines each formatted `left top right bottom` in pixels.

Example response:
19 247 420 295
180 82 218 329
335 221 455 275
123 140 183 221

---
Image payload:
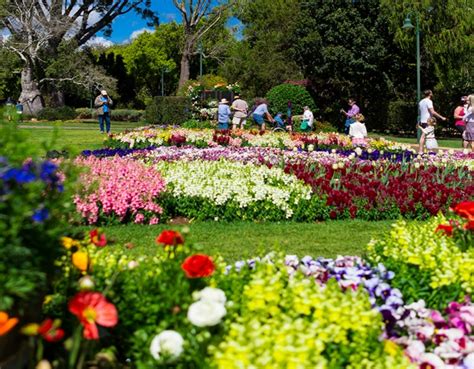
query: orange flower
72 251 89 272
0 311 19 336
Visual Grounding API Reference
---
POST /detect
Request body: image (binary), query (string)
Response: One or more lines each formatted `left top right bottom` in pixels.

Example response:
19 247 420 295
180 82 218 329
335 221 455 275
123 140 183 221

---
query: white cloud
130 28 154 40
84 36 114 48
1 28 11 42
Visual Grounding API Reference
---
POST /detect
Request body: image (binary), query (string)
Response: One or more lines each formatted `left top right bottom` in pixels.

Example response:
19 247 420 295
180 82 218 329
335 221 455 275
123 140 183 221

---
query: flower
89 229 107 247
464 353 474 369
435 224 453 237
32 207 49 223
68 292 118 340
37 319 65 342
156 230 184 246
193 287 226 305
0 311 18 336
452 201 474 221
181 254 215 278
149 330 184 360
61 237 77 250
187 300 226 327
78 275 95 291
72 251 89 272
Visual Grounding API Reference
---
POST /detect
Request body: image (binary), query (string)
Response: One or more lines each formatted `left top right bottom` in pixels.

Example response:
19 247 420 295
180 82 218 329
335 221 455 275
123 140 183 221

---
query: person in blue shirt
252 98 274 130
274 112 285 129
94 90 113 134
218 98 231 130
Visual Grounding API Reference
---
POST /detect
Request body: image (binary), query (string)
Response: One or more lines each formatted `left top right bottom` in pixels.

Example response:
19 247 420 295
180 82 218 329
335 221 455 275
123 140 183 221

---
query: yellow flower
61 236 76 249
72 251 89 271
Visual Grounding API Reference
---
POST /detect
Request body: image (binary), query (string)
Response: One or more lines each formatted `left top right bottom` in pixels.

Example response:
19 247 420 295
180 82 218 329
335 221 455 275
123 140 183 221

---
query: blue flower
32 208 49 223
1 168 36 183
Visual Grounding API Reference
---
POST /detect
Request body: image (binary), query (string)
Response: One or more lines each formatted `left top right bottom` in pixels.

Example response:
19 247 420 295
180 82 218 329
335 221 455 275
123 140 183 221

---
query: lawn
15 121 415 261
87 220 395 261
369 133 463 149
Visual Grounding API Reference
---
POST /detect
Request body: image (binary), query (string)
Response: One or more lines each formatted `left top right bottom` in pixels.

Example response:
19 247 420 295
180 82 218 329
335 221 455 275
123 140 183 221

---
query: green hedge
75 108 144 122
37 106 77 121
145 96 191 125
386 100 417 134
266 84 317 116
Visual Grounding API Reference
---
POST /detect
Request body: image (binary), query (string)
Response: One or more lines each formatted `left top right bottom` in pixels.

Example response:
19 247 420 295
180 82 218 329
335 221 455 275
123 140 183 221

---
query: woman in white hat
218 98 231 130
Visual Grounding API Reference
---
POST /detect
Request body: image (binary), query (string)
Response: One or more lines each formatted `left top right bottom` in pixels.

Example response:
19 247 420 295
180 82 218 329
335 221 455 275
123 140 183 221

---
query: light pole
402 13 421 104
197 41 203 78
402 13 421 141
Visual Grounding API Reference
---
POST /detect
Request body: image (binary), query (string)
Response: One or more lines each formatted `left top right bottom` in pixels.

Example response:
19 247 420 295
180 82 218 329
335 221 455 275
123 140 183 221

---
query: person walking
252 98 274 131
340 98 360 134
418 90 446 154
462 94 474 152
453 96 469 148
94 90 113 134
217 98 231 130
349 113 368 146
231 95 248 130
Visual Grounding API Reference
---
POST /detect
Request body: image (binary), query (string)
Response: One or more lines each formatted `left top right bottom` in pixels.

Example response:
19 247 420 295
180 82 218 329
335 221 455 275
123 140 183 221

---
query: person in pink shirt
453 96 468 148
341 98 360 134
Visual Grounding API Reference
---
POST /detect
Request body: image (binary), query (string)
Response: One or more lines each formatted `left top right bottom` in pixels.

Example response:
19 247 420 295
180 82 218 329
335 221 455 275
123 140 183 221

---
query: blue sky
103 0 179 43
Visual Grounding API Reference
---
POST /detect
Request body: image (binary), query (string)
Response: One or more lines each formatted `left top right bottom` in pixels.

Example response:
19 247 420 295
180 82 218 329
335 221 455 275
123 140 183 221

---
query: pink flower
149 216 160 225
134 213 145 224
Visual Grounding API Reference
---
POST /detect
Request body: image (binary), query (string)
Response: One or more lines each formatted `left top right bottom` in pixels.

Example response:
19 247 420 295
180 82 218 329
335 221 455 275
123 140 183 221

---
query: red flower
68 292 118 340
465 220 474 231
89 229 107 247
156 230 184 246
38 319 64 342
452 201 474 221
181 254 215 278
435 224 453 237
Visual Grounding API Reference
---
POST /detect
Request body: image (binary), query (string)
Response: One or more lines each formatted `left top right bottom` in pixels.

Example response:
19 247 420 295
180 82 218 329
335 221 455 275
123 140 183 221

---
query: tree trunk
19 66 44 115
178 50 192 90
51 90 66 107
178 36 195 90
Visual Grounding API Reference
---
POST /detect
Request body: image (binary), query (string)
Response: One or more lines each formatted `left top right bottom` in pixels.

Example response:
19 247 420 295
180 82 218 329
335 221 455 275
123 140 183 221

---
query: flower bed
104 127 416 154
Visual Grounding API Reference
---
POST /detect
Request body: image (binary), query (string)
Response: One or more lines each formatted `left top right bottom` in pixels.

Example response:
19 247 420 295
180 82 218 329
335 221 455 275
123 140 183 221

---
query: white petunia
150 330 184 361
187 300 227 327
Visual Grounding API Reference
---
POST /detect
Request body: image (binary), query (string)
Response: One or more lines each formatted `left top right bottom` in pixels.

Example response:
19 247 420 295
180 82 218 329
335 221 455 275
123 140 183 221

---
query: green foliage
198 74 228 90
266 84 316 115
386 100 418 134
181 119 215 129
145 96 192 125
0 49 21 100
37 106 77 121
75 108 144 122
0 120 74 311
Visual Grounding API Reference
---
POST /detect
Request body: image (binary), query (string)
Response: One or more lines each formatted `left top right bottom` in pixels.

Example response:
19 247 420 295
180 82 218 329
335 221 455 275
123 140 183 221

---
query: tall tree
0 0 157 114
172 0 232 88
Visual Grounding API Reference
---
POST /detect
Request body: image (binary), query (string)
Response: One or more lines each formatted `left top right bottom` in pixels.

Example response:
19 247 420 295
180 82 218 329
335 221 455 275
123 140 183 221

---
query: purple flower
32 208 49 223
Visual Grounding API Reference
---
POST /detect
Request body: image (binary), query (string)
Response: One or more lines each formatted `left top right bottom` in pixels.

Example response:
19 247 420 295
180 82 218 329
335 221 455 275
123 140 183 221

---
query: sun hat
234 95 240 99
220 98 229 104
101 90 107 96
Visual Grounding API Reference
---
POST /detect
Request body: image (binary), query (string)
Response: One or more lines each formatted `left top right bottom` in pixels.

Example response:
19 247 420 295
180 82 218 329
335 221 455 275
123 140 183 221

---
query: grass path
87 220 395 261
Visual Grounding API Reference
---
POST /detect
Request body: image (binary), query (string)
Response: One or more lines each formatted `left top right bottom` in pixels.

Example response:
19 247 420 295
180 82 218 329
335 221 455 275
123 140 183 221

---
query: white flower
78 276 95 291
307 144 314 152
438 149 444 155
464 353 474 369
187 300 226 327
193 287 226 305
337 161 344 169
150 330 184 360
463 148 470 155
414 162 420 169
355 147 362 156
419 353 445 369
127 260 139 269
332 163 338 170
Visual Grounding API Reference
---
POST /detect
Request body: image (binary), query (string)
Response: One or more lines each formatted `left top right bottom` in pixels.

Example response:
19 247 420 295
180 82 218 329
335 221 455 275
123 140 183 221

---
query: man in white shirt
418 90 446 153
231 95 249 130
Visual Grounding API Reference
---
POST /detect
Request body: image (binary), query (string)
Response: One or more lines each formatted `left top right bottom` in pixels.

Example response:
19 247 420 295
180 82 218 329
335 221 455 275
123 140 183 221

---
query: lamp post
402 13 421 104
197 41 203 78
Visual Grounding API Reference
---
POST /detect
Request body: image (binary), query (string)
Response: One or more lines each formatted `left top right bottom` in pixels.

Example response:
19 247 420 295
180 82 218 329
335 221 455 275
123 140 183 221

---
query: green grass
18 121 143 152
88 220 396 261
369 133 462 149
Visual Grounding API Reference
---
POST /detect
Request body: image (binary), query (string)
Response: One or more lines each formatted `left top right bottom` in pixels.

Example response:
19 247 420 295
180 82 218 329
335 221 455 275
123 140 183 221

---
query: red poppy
181 254 215 278
452 201 474 221
89 229 107 247
68 292 118 340
465 220 474 231
156 230 184 246
435 224 453 237
38 319 64 342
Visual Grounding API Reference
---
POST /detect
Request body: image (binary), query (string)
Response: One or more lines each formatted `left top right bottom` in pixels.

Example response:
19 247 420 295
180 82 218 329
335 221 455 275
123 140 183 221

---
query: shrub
75 108 144 122
198 74 228 90
37 106 77 121
145 96 192 125
386 100 417 134
266 84 317 116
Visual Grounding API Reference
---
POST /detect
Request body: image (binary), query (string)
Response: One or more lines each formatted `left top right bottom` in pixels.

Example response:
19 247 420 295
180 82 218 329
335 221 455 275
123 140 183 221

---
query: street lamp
161 68 167 96
197 41 203 78
402 13 421 107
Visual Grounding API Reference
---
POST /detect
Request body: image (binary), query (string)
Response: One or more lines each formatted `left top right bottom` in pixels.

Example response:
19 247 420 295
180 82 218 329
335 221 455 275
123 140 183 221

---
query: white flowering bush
156 159 315 220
